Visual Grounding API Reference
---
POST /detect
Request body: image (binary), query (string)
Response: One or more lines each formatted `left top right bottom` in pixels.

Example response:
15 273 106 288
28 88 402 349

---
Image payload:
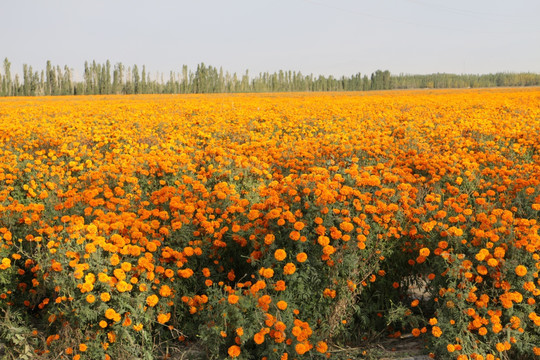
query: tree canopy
1 58 539 97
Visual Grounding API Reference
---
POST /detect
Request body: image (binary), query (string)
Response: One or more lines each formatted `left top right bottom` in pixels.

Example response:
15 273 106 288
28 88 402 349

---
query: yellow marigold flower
146 294 159 307
110 254 120 266
98 273 110 283
86 224 97 234
116 280 130 293
113 268 126 281
105 308 117 320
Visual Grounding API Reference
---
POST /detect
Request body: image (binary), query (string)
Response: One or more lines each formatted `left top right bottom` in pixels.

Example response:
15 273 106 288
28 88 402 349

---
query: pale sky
1 0 539 78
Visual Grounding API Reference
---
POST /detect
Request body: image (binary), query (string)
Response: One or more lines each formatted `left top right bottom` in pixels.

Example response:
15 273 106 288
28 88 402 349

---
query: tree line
1 58 539 96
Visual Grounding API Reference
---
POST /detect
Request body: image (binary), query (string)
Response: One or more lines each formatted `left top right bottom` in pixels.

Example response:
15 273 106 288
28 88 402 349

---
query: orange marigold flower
289 231 301 241
322 245 335 255
316 341 328 353
283 262 296 275
515 265 527 277
260 268 274 278
157 313 171 324
295 342 308 355
159 285 173 297
274 249 287 261
419 247 430 257
275 321 286 331
340 221 354 232
254 332 265 344
277 300 287 310
296 252 307 263
51 260 62 272
264 234 275 245
293 221 305 231
274 280 286 291
228 345 241 358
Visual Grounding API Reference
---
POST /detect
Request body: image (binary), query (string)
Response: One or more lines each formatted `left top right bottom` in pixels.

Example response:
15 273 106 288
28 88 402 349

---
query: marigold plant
0 88 539 359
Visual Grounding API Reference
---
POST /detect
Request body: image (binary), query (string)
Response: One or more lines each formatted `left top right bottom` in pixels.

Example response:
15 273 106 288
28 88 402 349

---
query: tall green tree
132 64 140 94
2 58 12 96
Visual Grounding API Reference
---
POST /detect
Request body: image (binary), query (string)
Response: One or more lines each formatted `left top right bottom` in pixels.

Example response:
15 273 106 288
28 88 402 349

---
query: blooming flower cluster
0 88 539 359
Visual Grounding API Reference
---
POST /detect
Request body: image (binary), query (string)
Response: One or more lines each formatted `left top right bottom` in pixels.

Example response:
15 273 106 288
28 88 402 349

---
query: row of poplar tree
1 58 539 96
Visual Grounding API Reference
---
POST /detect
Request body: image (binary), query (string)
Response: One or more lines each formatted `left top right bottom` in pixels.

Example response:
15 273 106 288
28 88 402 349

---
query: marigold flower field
0 88 539 360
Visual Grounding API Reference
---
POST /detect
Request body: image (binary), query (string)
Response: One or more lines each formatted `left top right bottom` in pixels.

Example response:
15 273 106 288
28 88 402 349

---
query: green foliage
1 57 540 97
